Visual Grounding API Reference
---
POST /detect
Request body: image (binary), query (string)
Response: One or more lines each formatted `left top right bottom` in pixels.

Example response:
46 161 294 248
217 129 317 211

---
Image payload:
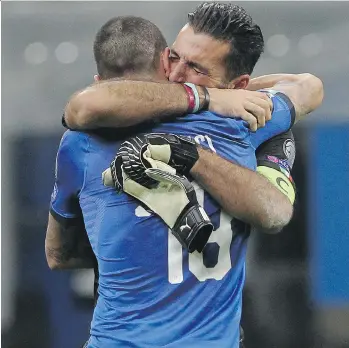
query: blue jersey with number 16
51 93 294 348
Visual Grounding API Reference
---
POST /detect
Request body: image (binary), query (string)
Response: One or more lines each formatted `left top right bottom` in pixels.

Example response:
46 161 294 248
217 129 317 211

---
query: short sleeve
250 92 296 149
50 130 88 222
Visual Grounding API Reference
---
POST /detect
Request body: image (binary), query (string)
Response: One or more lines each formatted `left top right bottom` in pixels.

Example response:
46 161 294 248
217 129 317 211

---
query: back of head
94 16 167 79
188 2 264 80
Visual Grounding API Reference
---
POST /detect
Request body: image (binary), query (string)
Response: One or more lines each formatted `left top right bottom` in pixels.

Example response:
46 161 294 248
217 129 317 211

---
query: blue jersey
51 93 294 348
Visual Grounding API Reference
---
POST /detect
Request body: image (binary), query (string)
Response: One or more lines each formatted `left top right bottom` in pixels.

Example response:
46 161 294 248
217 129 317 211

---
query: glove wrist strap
172 204 213 253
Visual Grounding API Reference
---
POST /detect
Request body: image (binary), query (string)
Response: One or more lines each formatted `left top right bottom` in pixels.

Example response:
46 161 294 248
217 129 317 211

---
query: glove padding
113 134 199 190
103 135 213 253
145 168 213 253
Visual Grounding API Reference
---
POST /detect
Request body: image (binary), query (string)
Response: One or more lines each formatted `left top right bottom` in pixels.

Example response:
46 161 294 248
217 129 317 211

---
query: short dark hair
188 2 264 80
94 16 167 79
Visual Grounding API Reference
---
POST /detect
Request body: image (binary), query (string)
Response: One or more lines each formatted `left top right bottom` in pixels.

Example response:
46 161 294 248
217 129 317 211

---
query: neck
107 72 163 83
124 73 156 81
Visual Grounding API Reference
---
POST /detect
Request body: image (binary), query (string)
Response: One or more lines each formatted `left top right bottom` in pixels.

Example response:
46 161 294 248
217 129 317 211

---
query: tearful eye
188 63 207 76
193 67 206 75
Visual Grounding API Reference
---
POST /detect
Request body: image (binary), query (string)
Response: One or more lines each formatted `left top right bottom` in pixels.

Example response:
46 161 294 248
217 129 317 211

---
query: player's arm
253 130 296 234
64 80 188 129
63 80 272 131
256 130 296 205
107 133 293 235
247 73 324 122
190 147 293 233
189 93 298 232
46 212 95 270
45 131 95 270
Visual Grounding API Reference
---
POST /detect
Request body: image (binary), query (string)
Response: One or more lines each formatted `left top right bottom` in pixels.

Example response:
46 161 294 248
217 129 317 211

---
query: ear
94 74 101 82
162 47 171 79
228 74 250 90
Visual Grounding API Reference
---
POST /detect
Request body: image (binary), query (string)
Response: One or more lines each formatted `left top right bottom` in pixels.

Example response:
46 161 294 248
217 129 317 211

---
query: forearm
190 148 293 232
45 213 95 270
45 241 95 270
247 74 301 91
275 73 323 121
65 80 189 129
45 246 95 269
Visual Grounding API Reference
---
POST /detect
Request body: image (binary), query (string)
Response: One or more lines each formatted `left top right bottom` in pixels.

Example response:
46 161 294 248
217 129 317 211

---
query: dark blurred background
2 2 349 348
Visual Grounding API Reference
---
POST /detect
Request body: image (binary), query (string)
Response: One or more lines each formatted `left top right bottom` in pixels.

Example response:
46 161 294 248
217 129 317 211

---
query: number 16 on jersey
168 184 234 284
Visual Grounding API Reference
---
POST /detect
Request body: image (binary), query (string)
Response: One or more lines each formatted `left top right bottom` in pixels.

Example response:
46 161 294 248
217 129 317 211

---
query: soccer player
65 4 322 132
46 12 322 348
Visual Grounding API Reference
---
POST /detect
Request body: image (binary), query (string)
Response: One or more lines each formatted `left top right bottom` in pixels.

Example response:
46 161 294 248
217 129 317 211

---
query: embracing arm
64 80 272 131
45 212 95 270
190 148 293 233
64 73 322 131
247 73 324 122
189 92 299 233
64 81 189 129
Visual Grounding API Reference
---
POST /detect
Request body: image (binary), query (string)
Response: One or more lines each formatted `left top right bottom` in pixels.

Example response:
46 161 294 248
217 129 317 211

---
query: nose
169 61 187 83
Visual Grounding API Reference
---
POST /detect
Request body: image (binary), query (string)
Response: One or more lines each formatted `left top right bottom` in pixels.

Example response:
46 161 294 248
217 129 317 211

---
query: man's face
168 24 233 88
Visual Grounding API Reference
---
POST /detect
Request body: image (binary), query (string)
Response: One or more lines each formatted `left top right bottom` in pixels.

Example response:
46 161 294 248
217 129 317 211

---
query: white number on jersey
168 183 233 284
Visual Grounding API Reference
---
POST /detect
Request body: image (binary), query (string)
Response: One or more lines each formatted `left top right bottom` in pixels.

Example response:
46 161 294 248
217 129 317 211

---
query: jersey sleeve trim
50 206 81 227
50 131 89 218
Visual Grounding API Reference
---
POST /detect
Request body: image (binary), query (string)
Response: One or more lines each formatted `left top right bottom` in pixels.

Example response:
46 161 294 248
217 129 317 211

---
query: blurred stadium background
1 1 349 347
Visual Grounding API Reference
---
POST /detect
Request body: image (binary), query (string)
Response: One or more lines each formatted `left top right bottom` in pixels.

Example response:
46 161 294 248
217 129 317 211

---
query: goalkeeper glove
116 133 199 184
102 134 213 253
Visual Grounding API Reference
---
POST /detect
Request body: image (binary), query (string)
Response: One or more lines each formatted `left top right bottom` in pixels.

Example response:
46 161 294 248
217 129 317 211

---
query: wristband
183 84 195 113
200 86 210 111
184 83 200 113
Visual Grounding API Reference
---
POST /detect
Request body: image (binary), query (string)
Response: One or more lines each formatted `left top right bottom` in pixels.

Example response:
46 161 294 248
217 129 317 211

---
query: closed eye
169 48 180 61
169 55 180 61
193 67 207 75
188 62 208 75
169 48 209 75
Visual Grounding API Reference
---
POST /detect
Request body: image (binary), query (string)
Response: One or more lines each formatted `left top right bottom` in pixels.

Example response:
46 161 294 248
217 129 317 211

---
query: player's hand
102 133 213 253
115 134 199 185
207 88 273 132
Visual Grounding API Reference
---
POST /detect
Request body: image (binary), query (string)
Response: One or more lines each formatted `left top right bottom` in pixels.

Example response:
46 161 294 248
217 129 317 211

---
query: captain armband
257 156 296 204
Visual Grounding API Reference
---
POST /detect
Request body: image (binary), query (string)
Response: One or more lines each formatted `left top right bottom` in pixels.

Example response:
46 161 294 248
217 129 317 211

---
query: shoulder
262 90 296 124
59 130 89 148
58 130 90 163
